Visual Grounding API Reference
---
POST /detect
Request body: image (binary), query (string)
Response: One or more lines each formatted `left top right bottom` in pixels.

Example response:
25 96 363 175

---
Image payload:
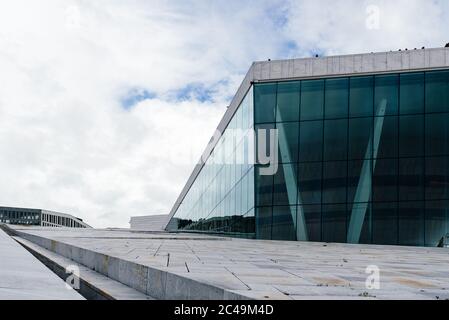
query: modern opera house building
166 47 449 247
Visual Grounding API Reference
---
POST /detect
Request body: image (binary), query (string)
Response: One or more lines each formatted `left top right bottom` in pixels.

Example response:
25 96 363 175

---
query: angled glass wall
167 88 256 237
168 69 449 247
254 69 449 246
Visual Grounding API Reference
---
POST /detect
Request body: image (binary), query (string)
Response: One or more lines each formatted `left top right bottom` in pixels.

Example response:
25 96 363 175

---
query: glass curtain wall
168 88 256 237
254 70 449 246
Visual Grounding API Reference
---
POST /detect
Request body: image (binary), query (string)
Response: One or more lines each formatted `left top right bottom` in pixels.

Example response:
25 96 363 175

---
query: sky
0 0 448 228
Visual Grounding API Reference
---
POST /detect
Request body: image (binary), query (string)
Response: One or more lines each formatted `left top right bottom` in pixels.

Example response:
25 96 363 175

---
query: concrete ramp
6 225 449 300
0 227 83 300
13 236 153 300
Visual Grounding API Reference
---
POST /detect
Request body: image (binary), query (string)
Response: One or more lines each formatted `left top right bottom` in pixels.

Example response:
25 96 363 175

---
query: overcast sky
0 0 448 228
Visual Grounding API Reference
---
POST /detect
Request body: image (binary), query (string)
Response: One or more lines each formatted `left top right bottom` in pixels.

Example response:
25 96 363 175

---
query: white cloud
284 0 449 56
0 0 447 227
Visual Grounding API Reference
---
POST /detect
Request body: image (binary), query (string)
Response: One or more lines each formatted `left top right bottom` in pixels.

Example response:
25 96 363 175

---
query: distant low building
0 206 91 228
129 214 169 231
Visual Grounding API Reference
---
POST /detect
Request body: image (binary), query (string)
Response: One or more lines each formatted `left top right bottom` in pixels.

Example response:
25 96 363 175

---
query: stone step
14 236 154 300
9 227 250 300
0 227 83 300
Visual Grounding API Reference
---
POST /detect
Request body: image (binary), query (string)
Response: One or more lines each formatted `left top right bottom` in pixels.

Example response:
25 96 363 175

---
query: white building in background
0 206 91 228
129 214 169 231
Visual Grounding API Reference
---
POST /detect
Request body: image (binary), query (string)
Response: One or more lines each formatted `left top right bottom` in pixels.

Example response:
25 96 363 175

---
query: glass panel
400 72 424 114
425 200 449 247
301 205 321 242
299 120 323 162
375 116 398 159
171 71 449 244
348 202 371 244
254 83 276 123
256 207 272 239
348 159 372 204
256 122 276 167
273 164 298 206
350 76 374 117
325 78 349 119
399 115 424 157
425 157 449 200
398 201 424 246
372 159 398 202
231 211 255 235
375 74 399 115
255 166 273 206
272 206 297 241
425 70 449 113
324 119 348 161
248 167 255 210
248 86 254 128
236 181 242 216
372 202 398 245
241 95 249 131
426 113 449 156
349 117 372 160
300 80 324 120
323 161 347 204
298 162 322 205
276 81 300 122
244 209 256 235
241 174 248 214
399 158 424 201
277 122 299 163
322 204 347 243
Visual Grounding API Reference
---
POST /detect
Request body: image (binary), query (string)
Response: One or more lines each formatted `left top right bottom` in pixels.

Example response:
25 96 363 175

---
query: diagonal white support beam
347 99 387 244
277 113 308 241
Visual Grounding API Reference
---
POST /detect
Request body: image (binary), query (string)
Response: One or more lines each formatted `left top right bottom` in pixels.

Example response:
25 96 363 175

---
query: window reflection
170 70 449 247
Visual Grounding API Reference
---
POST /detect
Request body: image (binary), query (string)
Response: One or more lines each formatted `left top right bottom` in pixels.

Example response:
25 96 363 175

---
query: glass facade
168 69 449 247
254 69 449 247
167 88 256 237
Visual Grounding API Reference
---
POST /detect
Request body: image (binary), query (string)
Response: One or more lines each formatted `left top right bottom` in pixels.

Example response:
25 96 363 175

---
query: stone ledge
8 226 251 300
13 236 153 300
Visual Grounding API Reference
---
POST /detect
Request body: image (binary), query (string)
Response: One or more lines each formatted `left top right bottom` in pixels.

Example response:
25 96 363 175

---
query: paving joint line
224 267 251 290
